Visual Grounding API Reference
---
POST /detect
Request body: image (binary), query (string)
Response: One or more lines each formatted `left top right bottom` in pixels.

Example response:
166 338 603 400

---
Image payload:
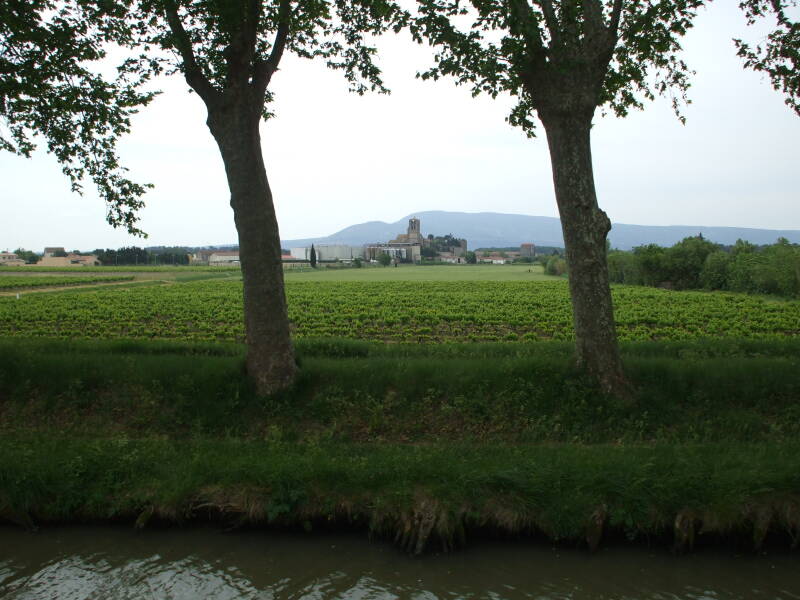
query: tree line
608 237 800 298
92 247 190 266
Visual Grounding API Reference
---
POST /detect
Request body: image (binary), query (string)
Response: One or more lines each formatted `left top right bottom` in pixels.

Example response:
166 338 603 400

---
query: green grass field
0 275 134 291
285 264 559 281
0 265 240 273
2 264 800 551
1 272 797 342
1 263 556 282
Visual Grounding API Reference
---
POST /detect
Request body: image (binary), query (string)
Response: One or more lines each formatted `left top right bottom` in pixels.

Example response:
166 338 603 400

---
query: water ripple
1 528 798 600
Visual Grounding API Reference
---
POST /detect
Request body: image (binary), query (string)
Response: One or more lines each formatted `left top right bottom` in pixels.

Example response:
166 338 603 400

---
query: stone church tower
390 217 425 246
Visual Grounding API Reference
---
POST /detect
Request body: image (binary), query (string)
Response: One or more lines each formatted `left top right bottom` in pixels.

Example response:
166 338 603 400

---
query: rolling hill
281 211 800 251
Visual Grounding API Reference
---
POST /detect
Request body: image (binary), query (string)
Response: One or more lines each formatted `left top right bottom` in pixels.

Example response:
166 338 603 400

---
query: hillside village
0 247 100 267
284 218 537 266
287 218 477 265
2 218 538 267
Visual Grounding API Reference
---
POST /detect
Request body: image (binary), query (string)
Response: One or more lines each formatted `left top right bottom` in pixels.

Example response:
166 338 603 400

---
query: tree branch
508 0 546 55
162 0 219 105
536 0 561 45
581 0 604 39
769 0 790 25
608 0 624 43
245 0 261 52
561 0 580 50
224 0 262 88
253 0 291 98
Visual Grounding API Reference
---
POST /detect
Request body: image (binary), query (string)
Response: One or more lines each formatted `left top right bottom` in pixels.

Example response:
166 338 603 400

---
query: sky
2 3 799 253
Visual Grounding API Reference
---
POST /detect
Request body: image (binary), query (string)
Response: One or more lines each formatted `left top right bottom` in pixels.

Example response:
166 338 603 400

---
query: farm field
284 264 559 281
0 264 554 281
0 275 134 290
0 265 240 273
1 273 798 342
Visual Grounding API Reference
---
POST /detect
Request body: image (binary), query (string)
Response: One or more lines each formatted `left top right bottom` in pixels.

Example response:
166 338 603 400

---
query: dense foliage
0 0 155 235
608 237 800 297
91 246 190 266
10 249 39 264
545 255 567 276
1 278 797 342
424 233 467 254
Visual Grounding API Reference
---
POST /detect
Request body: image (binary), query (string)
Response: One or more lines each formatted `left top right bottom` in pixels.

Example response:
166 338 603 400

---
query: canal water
0 526 798 599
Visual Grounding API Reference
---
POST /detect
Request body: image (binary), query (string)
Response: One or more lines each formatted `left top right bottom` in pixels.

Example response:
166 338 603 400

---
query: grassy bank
2 438 798 553
3 337 799 443
1 338 799 552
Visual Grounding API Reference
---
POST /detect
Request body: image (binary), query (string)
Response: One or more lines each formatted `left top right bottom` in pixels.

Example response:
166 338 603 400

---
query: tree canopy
1 0 156 235
413 0 799 135
737 0 800 114
1 0 408 235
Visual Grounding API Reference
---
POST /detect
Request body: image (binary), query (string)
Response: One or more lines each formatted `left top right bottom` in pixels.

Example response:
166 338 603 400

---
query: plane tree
1 0 407 394
412 0 799 396
1 0 155 235
737 0 799 115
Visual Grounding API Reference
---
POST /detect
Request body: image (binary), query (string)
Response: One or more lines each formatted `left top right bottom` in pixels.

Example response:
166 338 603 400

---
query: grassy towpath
1 338 800 553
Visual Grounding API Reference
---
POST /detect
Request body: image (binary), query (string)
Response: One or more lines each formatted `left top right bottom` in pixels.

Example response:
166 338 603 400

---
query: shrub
545 256 567 276
632 244 667 286
607 251 640 285
700 251 731 290
663 236 719 290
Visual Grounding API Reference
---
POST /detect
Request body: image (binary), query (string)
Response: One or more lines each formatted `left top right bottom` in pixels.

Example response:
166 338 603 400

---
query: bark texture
540 109 626 396
516 17 629 397
163 0 296 395
206 96 297 395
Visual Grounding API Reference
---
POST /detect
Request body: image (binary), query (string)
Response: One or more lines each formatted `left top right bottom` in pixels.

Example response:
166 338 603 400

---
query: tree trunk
206 98 297 395
541 112 627 396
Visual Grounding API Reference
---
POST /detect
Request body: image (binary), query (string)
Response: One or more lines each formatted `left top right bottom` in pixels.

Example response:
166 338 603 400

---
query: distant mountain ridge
281 211 800 251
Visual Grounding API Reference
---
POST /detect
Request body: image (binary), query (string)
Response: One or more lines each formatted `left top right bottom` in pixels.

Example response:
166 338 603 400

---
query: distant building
363 245 407 262
281 253 309 269
208 250 240 266
384 218 430 262
520 243 536 257
451 239 468 257
290 245 362 262
190 250 216 265
43 247 65 258
0 252 25 266
437 252 465 264
389 217 426 246
40 253 101 267
478 252 512 265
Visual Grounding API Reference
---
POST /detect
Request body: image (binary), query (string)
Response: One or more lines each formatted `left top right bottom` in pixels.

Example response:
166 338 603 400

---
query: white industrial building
208 250 240 266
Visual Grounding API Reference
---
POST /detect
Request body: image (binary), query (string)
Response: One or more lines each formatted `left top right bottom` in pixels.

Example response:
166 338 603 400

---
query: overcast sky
2 2 799 252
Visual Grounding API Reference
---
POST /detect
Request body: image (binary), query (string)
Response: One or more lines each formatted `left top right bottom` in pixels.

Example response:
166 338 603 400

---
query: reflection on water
0 526 798 599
